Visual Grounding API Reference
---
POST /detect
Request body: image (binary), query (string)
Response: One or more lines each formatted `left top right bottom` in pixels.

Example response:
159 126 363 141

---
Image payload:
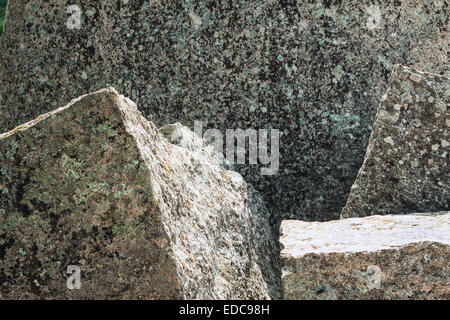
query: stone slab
280 213 450 299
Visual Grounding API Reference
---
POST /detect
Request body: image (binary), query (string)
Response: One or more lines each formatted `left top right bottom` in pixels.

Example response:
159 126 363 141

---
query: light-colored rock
0 88 280 299
280 213 450 300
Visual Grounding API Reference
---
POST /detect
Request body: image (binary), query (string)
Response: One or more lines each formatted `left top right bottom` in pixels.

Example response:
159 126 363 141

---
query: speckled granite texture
341 66 449 218
280 213 450 299
0 1 448 222
0 88 280 299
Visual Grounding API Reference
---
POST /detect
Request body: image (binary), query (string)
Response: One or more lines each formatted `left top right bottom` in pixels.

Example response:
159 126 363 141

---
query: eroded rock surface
1 1 448 222
341 66 449 218
0 88 280 299
280 213 450 300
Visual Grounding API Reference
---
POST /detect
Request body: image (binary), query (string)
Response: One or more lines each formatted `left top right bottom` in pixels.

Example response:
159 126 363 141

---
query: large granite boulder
341 66 449 218
0 1 448 222
280 213 450 300
0 88 280 299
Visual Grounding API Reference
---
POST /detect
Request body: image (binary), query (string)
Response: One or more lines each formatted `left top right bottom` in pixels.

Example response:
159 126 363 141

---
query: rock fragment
280 213 450 300
341 65 449 218
0 88 280 299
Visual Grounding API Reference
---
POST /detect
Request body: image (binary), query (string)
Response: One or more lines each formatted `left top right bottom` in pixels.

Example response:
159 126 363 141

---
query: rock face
341 66 449 218
0 88 280 299
280 213 450 300
1 1 448 222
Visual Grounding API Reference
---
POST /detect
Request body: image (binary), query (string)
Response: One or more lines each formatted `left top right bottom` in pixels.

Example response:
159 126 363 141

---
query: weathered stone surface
280 213 450 300
341 66 449 218
0 88 280 299
1 1 448 222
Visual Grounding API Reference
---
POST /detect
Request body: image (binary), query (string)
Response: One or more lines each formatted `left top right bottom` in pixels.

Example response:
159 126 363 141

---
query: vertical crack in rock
0 88 280 299
341 65 449 218
280 213 450 300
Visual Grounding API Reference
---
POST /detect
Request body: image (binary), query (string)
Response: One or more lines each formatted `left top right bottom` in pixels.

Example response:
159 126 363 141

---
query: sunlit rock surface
0 1 448 222
280 213 450 300
0 88 280 299
341 66 449 218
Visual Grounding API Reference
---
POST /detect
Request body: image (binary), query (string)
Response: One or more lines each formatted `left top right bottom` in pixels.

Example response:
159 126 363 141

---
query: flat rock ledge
280 213 450 300
0 88 280 299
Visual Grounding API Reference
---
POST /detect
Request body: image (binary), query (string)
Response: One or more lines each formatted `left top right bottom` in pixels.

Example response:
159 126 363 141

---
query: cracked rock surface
0 88 280 299
341 66 449 218
280 213 450 300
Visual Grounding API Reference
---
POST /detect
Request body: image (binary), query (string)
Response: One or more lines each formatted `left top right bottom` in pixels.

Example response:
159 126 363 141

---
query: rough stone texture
0 1 448 223
341 66 449 218
0 88 280 299
280 213 450 300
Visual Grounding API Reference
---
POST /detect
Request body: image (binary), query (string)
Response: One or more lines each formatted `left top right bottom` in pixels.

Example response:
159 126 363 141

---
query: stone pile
0 0 448 222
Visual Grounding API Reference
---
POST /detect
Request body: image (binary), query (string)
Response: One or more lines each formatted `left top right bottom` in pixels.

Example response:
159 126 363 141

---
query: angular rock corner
341 65 449 218
280 213 450 300
0 88 280 299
